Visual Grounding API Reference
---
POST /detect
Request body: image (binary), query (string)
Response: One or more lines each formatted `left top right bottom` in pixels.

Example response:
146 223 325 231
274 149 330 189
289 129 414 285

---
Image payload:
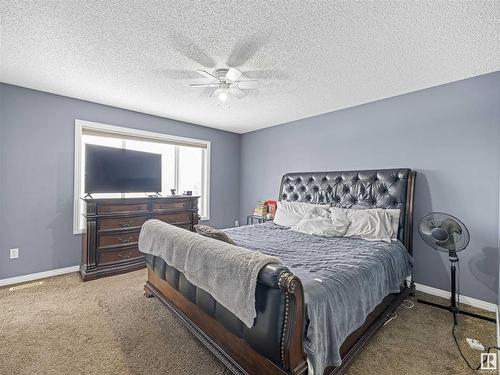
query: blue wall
0 83 240 279
240 72 500 303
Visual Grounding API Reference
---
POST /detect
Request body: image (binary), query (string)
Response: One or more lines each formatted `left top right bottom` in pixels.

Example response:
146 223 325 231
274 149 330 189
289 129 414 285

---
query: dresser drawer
153 200 191 211
154 212 191 225
81 196 198 281
99 203 148 214
97 247 143 265
99 215 149 231
99 231 140 248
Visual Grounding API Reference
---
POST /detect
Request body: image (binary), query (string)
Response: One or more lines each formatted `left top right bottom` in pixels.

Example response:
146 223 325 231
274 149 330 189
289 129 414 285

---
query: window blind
82 128 208 149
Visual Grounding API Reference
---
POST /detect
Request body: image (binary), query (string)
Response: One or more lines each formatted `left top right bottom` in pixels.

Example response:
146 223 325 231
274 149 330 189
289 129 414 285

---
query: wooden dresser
80 196 199 281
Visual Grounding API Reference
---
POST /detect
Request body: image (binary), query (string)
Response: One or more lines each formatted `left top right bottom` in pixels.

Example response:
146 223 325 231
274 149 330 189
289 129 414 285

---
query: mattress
223 222 413 372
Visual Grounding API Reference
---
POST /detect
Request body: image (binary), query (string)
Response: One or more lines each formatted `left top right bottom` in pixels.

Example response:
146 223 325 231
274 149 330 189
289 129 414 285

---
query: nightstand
246 215 273 225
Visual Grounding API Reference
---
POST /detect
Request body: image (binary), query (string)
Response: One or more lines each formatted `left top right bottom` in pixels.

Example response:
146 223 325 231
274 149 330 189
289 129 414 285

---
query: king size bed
140 168 416 375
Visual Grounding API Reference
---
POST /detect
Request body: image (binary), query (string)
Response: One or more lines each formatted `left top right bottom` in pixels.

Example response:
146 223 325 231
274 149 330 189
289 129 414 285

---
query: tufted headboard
278 169 416 254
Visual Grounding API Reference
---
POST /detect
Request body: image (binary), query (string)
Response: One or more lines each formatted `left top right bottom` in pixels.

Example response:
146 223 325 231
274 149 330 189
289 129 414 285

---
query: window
74 120 210 234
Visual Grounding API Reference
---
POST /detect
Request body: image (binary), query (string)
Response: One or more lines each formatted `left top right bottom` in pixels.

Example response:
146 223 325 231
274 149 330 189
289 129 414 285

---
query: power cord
452 259 499 372
401 299 415 309
452 323 500 372
384 312 397 326
384 299 415 327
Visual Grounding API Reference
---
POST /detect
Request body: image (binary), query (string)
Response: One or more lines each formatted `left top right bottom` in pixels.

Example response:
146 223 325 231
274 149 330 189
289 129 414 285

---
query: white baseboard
0 265 79 287
415 282 497 312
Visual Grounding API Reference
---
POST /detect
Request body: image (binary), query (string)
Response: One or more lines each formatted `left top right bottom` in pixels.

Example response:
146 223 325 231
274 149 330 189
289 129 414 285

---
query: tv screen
85 144 162 194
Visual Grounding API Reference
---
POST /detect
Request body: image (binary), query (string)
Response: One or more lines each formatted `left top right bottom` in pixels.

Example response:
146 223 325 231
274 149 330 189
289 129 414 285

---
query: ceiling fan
189 67 258 103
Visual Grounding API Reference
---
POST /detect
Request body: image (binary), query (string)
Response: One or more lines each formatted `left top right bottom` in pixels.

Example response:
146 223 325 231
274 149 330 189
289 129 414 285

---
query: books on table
253 200 268 217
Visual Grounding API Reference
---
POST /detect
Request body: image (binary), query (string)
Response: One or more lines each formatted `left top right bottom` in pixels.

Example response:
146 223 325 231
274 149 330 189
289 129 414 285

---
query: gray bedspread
223 222 412 373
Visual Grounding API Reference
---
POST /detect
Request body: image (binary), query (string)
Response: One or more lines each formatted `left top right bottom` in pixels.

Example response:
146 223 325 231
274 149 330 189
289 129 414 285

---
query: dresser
80 196 199 281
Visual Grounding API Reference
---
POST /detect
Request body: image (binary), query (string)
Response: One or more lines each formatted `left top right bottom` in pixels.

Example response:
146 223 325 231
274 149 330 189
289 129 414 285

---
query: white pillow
292 214 350 237
384 208 400 239
365 208 400 240
273 201 330 227
331 207 400 240
330 207 394 243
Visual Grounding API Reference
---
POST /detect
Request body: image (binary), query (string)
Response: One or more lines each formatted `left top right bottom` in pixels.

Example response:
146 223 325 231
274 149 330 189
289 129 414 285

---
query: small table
247 215 273 225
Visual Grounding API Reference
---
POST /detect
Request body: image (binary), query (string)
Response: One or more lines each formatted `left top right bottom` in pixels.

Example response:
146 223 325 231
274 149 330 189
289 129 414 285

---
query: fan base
214 69 229 79
417 299 495 323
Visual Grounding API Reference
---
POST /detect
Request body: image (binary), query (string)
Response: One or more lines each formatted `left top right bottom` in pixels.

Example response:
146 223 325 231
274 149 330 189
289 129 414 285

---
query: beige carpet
0 269 496 375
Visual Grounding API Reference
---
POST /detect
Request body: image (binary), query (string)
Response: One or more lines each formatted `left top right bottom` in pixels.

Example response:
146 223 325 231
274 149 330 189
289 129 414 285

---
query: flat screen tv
85 144 162 194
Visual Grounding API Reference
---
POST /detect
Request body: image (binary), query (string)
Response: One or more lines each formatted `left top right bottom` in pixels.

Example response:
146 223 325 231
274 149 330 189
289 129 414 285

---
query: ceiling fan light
218 90 229 103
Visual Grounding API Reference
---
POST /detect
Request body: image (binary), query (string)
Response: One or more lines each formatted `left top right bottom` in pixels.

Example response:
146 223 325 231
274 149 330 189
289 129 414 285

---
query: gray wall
2 72 499 304
0 83 240 280
240 71 500 304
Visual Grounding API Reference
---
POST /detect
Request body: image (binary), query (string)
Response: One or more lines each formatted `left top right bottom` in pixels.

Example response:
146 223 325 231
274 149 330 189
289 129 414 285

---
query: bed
142 168 416 375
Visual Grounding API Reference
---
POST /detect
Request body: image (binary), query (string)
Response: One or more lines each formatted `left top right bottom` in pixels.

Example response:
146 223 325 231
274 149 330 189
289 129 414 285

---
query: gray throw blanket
138 219 282 327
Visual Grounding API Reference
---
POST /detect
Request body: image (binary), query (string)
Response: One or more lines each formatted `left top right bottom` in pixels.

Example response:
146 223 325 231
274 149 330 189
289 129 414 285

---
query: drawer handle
119 237 132 244
119 254 130 259
119 221 131 227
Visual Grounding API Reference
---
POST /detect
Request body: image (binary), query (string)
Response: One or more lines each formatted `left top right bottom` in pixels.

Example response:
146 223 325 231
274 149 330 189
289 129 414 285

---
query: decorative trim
0 265 79 287
277 271 307 374
278 271 292 368
281 291 290 367
415 283 497 312
277 270 291 290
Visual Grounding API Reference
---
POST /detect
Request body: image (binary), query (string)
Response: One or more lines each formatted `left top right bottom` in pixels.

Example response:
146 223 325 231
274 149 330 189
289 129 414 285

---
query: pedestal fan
418 212 495 324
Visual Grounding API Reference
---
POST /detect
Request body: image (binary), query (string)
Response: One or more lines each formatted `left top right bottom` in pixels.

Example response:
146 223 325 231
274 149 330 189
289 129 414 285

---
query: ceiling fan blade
170 32 215 68
196 70 218 81
230 87 247 99
226 33 270 67
201 87 217 97
226 67 242 81
243 69 289 80
189 83 220 87
236 80 258 90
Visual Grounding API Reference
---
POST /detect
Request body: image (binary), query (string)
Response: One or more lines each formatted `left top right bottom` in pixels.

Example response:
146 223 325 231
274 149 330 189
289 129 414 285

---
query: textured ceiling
1 1 499 133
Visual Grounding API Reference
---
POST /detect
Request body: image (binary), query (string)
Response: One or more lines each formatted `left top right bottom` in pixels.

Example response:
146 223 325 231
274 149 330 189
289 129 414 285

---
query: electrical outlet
9 248 19 259
466 338 485 351
234 220 239 227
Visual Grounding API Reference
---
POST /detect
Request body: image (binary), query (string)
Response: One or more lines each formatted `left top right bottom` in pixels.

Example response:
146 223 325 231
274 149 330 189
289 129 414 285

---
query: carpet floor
0 269 496 375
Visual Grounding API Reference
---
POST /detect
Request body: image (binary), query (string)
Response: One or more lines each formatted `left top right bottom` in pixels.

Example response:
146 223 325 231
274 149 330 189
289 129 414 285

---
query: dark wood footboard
145 266 414 375
145 265 415 375
145 267 307 375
